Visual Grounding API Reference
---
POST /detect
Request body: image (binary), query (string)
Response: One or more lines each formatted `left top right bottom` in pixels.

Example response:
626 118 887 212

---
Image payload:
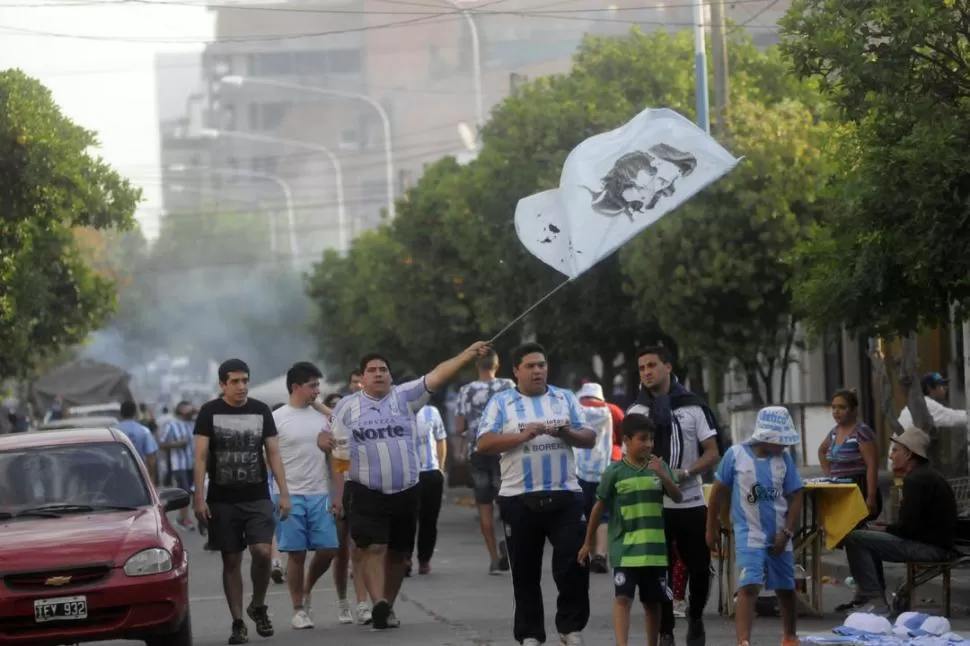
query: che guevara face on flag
514 108 740 280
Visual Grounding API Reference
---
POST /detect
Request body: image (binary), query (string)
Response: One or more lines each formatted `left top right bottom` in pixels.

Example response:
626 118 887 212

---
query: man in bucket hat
705 406 803 646
840 426 958 615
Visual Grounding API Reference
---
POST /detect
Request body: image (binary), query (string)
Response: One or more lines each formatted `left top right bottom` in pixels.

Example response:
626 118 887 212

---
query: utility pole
692 0 710 133
709 0 730 137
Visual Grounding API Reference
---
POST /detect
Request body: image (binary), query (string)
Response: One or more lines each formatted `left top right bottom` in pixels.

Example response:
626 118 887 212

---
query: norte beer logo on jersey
352 420 408 442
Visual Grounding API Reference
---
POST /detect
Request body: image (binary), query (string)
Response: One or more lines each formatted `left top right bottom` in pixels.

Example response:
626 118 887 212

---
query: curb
819 557 970 616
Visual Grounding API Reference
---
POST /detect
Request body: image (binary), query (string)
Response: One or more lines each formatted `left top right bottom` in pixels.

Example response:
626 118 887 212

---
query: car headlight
123 548 173 576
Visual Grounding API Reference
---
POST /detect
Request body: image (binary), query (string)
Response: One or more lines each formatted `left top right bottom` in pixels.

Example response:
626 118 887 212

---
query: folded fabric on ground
799 612 964 646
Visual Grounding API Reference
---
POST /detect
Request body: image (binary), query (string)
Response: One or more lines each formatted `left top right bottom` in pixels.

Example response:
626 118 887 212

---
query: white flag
514 108 741 279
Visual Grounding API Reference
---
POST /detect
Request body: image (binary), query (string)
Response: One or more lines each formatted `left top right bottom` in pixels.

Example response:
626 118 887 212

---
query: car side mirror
158 487 191 512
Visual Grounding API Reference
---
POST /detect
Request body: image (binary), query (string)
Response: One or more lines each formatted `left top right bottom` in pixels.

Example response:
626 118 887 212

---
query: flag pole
489 277 573 344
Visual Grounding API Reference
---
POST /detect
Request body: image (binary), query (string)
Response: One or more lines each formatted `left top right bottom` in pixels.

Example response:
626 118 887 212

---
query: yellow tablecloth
703 482 868 549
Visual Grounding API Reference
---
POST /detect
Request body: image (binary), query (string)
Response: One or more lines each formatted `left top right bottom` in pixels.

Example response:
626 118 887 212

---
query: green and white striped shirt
596 457 671 568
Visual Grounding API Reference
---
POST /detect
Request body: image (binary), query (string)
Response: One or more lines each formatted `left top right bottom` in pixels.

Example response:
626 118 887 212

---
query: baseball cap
921 372 949 391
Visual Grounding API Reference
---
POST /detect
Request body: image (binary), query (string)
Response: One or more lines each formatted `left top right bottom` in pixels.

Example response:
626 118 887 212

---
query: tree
780 0 970 470
0 69 140 379
622 96 835 405
307 28 830 394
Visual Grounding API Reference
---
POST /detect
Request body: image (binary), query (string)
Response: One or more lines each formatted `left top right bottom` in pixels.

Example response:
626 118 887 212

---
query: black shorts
613 566 672 603
469 453 501 505
346 481 419 554
207 499 276 554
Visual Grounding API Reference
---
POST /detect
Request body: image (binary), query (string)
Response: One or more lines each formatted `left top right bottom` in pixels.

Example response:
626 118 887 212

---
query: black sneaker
372 600 392 629
835 598 866 613
246 602 274 637
228 619 248 644
686 617 705 646
590 554 609 573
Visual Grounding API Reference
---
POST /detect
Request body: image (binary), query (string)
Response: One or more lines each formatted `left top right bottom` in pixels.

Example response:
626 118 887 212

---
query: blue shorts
736 547 795 591
275 494 339 552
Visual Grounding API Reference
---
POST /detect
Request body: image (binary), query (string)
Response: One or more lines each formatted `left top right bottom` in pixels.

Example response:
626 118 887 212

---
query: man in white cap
840 426 958 615
574 382 623 573
705 406 803 646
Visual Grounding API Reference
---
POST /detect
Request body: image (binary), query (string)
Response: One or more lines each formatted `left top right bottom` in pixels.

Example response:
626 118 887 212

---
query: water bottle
794 564 807 593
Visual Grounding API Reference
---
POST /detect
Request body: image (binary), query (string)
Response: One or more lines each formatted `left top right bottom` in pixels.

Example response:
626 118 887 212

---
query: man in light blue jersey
477 342 597 646
574 382 615 574
408 397 447 576
330 341 490 630
116 400 159 486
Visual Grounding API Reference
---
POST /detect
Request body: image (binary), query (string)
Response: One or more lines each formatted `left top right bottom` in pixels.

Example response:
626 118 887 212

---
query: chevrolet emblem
44 576 72 586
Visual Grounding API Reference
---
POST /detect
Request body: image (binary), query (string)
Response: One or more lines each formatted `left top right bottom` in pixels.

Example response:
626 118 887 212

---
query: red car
0 427 192 646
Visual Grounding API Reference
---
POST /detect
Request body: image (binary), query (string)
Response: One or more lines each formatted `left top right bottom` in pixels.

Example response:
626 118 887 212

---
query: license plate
33 595 87 623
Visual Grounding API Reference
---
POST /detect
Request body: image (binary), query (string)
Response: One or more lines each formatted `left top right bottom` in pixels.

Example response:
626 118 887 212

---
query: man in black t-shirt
194 358 292 645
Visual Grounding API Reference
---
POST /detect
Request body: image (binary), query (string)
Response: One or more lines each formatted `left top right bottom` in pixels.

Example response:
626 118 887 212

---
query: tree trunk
963 321 970 476
895 334 953 472
869 337 904 439
600 350 618 402
745 365 765 407
778 317 798 403
757 359 775 404
687 357 707 401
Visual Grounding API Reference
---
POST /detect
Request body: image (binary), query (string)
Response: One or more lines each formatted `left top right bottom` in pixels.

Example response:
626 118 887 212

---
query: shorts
736 547 795 591
276 494 339 552
171 469 193 493
207 499 276 554
579 478 609 523
346 480 419 554
613 566 672 603
469 452 501 505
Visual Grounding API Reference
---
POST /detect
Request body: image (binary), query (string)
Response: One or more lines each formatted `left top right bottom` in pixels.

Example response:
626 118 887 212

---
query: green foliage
308 28 832 390
781 0 970 336
0 68 140 378
622 96 834 402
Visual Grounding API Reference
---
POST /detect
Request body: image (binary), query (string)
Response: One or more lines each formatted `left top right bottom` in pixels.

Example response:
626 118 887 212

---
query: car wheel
146 610 191 646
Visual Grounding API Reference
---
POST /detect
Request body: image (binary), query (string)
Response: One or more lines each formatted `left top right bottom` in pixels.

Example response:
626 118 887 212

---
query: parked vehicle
0 428 192 646
38 416 120 432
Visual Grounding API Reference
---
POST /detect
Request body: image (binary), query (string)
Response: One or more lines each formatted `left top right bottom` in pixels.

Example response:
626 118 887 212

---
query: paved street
91 497 970 646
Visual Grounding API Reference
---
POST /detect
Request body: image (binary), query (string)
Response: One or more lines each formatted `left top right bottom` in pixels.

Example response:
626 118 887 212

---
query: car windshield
0 442 150 517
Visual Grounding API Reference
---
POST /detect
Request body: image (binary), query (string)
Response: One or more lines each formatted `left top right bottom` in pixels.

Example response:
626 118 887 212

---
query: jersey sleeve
715 446 738 486
477 394 506 438
261 405 278 439
782 451 803 495
430 407 447 441
330 400 351 473
684 405 717 443
397 376 431 404
596 464 616 502
564 391 585 430
456 384 470 417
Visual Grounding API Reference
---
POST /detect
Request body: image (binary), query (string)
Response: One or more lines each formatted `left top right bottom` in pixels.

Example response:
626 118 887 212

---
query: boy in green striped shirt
578 414 682 646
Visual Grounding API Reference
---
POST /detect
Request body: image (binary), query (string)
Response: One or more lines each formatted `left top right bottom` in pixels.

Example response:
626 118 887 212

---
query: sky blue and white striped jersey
477 385 585 497
331 377 429 494
415 405 447 472
716 444 803 550
160 419 195 472
574 403 613 483
457 378 516 455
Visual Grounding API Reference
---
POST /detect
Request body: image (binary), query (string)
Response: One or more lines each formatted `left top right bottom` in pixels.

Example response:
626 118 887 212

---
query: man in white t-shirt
273 362 340 630
626 346 722 646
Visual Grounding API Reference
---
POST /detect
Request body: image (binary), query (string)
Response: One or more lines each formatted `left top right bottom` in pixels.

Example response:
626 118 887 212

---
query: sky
0 0 215 239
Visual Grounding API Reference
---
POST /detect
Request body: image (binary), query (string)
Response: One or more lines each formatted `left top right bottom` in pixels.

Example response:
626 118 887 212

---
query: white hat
576 382 605 402
891 427 930 460
747 406 800 446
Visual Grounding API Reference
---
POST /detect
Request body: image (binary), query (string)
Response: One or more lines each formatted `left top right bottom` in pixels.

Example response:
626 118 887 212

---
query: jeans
843 530 951 598
498 493 590 643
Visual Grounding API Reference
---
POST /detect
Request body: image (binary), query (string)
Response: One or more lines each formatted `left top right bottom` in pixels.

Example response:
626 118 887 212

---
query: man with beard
626 345 721 646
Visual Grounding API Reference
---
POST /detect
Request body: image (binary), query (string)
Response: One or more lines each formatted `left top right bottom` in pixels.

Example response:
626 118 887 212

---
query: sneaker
228 619 248 644
660 633 676 646
290 609 313 629
498 540 510 571
489 560 503 575
589 554 608 573
372 600 392 629
686 617 705 646
302 592 312 618
177 519 195 531
857 600 891 616
270 560 284 584
246 602 274 637
337 599 354 624
524 640 541 646
781 638 799 646
387 609 401 628
355 601 372 625
673 599 687 618
418 561 431 575
560 632 584 646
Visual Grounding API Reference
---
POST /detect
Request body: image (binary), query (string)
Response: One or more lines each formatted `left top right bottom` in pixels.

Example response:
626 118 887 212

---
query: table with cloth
704 481 869 617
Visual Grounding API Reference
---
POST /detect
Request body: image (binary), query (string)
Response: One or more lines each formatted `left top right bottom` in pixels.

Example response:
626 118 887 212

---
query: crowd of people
139 338 964 646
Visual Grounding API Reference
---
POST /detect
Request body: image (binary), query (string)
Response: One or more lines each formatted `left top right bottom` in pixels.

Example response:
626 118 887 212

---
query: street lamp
444 0 484 128
200 128 348 254
167 163 297 270
218 75 396 221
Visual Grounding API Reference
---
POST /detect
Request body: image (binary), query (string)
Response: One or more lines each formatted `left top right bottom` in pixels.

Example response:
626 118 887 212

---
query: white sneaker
355 601 372 625
523 639 542 646
673 599 687 617
387 609 400 628
337 599 354 624
560 632 584 646
291 609 313 629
